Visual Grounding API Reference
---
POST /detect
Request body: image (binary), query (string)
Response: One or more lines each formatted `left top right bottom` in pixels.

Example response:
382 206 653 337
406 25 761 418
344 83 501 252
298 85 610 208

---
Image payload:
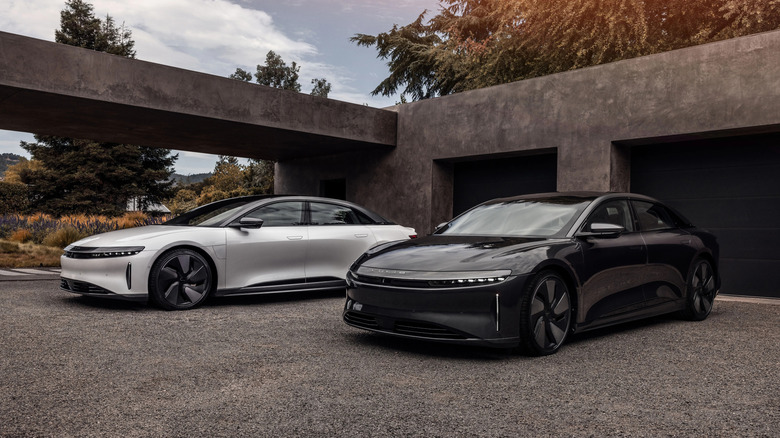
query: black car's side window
584 200 634 232
245 201 304 226
309 202 359 225
632 200 675 231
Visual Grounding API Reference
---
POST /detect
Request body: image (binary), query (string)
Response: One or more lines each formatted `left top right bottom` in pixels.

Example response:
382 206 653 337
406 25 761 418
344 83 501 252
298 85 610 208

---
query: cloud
0 0 316 77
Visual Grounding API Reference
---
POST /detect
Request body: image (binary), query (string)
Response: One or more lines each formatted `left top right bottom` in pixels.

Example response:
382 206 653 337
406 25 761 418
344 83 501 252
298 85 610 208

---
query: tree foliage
229 67 254 82
55 0 135 57
354 0 780 100
15 0 177 216
310 78 332 98
165 156 274 215
20 137 175 216
255 50 302 91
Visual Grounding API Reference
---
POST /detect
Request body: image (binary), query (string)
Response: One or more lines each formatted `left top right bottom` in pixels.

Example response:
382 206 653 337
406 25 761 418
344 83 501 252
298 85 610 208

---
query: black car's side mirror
577 222 625 238
230 217 264 229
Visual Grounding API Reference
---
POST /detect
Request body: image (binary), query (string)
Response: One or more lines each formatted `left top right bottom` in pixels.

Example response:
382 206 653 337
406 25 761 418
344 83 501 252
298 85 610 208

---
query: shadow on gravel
344 313 694 361
66 295 149 312
344 331 514 361
60 289 346 311
565 314 681 346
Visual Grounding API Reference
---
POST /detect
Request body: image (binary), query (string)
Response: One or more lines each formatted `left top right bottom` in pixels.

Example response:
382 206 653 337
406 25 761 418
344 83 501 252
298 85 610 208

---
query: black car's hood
361 235 568 273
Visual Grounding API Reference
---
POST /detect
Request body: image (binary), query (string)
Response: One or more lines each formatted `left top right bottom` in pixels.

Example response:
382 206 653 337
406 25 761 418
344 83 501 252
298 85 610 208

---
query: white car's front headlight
63 246 145 259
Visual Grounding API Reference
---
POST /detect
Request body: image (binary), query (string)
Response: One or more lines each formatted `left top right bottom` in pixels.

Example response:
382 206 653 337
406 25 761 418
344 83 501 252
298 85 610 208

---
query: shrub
116 211 148 229
9 228 32 243
42 226 88 249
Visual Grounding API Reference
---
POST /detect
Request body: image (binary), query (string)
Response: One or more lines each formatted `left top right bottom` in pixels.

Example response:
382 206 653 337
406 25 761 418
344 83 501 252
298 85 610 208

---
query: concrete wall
277 30 780 234
0 31 396 161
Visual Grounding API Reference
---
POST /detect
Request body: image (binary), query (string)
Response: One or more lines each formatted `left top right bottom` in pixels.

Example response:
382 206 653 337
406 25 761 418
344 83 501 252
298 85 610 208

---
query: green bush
0 182 29 214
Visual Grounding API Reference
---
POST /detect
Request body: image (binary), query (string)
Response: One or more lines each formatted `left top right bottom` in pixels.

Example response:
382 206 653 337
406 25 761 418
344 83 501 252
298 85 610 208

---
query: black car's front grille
343 311 378 328
60 279 111 295
394 320 466 340
345 310 467 340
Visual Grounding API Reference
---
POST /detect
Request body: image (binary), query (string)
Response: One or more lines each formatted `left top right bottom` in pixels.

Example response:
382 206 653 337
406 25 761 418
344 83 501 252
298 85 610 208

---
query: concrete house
1 30 778 297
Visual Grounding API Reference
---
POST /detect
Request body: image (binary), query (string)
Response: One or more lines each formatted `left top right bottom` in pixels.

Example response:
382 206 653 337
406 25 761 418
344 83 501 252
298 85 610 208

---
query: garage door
453 153 557 216
631 133 780 298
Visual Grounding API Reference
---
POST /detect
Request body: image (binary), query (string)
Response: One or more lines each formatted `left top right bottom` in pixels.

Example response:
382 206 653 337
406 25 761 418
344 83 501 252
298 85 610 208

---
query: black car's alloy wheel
519 271 572 356
149 249 213 310
683 258 717 321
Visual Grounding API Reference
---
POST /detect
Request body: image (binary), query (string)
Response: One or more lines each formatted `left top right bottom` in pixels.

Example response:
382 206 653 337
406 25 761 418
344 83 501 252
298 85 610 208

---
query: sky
0 0 441 174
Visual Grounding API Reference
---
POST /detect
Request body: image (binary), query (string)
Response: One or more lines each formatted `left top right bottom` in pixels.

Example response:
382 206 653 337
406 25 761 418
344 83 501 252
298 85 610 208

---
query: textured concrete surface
0 31 396 161
1 280 778 437
278 30 780 234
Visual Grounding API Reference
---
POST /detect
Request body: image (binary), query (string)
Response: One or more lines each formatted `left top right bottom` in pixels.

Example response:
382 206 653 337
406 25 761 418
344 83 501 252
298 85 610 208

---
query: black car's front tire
682 258 717 321
149 249 213 310
518 271 572 356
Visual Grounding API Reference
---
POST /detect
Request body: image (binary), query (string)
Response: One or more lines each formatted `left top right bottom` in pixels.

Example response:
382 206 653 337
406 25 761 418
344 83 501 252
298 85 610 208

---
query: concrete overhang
0 31 397 161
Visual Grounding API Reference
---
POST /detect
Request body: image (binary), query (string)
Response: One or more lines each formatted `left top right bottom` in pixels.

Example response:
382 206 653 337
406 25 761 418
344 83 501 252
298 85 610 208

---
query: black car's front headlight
63 246 145 259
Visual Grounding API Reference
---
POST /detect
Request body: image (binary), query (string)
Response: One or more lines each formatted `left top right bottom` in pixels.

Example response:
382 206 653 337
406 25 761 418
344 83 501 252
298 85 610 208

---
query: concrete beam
0 31 397 161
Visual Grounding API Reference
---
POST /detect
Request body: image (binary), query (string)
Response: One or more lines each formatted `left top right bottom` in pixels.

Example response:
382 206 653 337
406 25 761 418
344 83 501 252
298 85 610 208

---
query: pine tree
19 0 176 216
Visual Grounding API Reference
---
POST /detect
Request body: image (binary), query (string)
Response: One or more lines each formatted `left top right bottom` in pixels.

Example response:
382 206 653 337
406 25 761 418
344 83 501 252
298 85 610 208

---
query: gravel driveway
1 280 778 437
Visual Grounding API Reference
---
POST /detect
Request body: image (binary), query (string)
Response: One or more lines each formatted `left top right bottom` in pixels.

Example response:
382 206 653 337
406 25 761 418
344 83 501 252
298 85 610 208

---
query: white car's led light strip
64 246 145 259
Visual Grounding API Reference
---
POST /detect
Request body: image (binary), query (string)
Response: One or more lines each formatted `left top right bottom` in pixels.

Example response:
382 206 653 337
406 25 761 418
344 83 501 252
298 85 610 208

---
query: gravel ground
1 280 778 437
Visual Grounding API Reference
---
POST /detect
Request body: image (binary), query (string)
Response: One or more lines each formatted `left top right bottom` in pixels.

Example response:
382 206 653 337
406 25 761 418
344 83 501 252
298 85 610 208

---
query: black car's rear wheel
682 259 717 321
518 271 572 356
149 249 213 310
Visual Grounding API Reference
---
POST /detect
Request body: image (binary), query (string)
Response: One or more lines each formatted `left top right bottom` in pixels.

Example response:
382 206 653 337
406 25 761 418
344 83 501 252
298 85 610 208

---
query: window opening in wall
319 178 347 200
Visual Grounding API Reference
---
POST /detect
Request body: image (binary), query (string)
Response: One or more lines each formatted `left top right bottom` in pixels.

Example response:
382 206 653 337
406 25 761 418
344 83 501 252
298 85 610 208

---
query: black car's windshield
440 198 591 237
164 198 258 227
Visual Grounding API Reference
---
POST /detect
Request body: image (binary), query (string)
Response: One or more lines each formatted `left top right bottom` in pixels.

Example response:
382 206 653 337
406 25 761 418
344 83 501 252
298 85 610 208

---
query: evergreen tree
21 137 175 216
19 0 176 216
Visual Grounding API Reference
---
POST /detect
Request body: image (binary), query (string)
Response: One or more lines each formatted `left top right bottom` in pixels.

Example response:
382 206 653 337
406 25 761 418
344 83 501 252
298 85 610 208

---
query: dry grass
0 212 170 268
9 228 32 243
0 239 62 268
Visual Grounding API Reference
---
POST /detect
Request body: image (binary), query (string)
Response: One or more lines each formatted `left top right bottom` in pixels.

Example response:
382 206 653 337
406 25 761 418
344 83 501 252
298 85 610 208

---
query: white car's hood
68 225 225 251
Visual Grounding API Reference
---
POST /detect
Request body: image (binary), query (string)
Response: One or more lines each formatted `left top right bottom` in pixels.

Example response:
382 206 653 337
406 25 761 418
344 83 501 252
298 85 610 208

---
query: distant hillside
0 153 24 177
170 173 211 185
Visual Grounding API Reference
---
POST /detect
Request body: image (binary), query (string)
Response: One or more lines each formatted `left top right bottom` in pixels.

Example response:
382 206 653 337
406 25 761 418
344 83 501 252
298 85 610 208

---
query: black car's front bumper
342 271 533 348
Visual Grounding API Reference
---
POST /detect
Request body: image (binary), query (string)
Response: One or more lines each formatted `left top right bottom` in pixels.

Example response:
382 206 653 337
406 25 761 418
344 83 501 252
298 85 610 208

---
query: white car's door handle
287 236 303 240
354 234 368 238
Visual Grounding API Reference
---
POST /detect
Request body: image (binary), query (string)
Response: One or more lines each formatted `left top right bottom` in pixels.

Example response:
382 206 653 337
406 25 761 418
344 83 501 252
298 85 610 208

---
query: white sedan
60 196 417 310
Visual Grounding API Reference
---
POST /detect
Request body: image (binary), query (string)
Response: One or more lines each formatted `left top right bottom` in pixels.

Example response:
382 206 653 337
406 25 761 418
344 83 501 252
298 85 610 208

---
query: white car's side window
246 202 304 226
309 202 359 225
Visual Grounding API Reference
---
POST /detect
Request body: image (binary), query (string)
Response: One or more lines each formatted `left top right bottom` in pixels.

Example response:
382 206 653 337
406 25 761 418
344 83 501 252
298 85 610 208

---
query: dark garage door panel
452 154 557 216
631 134 780 298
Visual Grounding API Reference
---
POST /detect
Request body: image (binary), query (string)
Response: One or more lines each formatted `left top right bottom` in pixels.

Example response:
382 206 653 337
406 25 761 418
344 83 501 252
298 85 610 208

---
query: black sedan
343 192 720 355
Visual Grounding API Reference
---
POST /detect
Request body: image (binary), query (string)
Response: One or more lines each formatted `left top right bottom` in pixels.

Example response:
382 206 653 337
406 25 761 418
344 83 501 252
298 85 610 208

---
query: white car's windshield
440 199 591 237
164 198 262 227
